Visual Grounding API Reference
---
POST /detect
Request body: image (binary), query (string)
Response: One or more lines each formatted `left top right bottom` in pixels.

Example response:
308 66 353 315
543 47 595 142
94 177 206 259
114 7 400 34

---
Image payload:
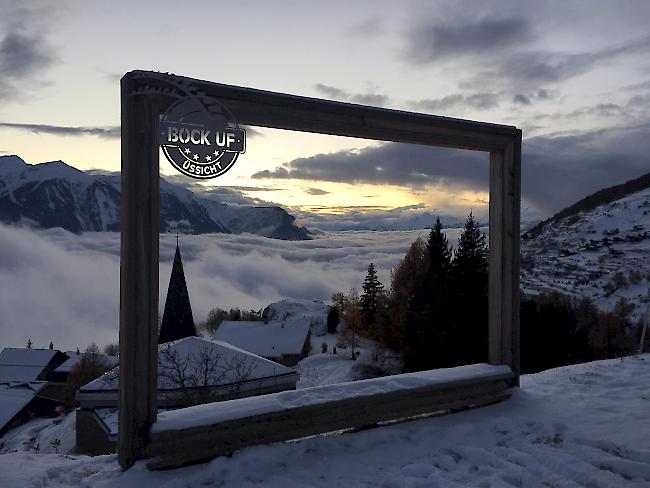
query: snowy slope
0 155 310 240
264 299 330 335
0 355 649 486
521 185 650 318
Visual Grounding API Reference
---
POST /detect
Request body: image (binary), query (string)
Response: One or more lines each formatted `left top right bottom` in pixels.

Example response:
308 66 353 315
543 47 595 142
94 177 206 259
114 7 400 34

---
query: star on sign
205 155 212 161
184 148 191 154
213 150 219 157
193 154 199 160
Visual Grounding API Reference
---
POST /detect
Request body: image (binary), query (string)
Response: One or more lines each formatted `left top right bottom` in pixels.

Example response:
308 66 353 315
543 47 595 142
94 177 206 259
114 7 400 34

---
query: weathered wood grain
118 75 161 469
125 70 517 152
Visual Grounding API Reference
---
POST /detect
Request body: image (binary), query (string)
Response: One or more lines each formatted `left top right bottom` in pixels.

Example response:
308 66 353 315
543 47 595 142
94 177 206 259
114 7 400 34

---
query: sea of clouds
0 223 465 351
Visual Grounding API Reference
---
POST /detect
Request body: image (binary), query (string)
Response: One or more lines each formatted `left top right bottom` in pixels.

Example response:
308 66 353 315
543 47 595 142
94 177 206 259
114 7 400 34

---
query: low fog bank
0 224 462 350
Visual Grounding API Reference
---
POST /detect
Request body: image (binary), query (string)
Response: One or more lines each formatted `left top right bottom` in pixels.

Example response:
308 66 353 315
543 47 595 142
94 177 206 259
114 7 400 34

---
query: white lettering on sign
167 126 242 148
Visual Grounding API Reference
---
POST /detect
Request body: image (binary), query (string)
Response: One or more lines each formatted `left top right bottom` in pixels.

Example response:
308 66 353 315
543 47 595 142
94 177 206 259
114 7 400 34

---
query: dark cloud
463 34 650 91
405 6 650 94
0 4 57 101
407 15 531 63
253 123 650 217
305 188 330 196
253 143 487 190
314 83 390 107
513 94 531 105
0 122 120 139
410 93 500 113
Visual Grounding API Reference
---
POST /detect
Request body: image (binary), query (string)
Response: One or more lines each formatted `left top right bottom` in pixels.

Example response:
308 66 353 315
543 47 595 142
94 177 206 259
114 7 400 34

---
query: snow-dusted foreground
1 355 649 487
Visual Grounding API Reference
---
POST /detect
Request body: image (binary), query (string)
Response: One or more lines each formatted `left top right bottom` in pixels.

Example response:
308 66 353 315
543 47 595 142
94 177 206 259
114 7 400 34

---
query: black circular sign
159 98 245 179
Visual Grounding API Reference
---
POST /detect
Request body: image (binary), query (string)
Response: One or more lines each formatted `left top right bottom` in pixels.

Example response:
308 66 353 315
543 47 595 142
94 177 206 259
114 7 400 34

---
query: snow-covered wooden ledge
145 363 514 469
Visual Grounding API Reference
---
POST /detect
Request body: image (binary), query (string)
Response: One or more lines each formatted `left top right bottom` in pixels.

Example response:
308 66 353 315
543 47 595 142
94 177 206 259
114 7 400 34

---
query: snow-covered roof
53 351 118 375
214 321 311 358
0 381 47 432
265 299 329 335
0 348 60 381
79 336 295 392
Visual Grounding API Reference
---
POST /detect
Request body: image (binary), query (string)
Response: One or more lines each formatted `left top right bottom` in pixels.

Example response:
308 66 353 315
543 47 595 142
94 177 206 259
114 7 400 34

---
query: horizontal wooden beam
126 71 517 152
146 369 513 469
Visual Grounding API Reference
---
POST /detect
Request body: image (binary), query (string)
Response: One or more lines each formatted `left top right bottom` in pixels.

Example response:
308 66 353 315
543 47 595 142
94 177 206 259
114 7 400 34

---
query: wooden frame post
118 75 160 468
488 131 522 385
118 70 522 468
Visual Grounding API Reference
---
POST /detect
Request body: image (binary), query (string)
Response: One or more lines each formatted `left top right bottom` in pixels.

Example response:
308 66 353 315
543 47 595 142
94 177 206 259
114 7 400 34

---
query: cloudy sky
1 0 650 221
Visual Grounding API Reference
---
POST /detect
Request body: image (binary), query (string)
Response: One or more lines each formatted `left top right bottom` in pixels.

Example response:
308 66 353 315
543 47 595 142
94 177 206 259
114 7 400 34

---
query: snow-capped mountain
521 172 650 318
0 155 310 240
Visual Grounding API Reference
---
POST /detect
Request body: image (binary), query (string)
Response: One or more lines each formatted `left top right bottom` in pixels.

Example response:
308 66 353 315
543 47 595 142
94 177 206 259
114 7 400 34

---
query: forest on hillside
332 214 645 375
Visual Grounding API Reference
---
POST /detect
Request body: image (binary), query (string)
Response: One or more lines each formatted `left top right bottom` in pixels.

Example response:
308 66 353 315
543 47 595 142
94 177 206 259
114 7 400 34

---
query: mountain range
0 156 310 240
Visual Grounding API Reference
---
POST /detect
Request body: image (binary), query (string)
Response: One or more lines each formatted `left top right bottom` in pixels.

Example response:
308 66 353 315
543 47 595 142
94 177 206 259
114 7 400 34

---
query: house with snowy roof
0 347 72 436
0 347 68 382
0 381 57 436
213 320 311 366
75 336 299 454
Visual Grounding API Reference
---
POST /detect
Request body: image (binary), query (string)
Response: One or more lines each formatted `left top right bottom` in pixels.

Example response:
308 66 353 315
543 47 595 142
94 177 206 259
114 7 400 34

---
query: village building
0 347 115 435
0 347 68 382
75 336 299 454
214 320 311 366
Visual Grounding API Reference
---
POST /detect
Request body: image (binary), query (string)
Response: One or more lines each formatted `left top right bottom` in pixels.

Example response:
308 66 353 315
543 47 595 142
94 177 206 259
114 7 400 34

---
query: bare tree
158 342 255 405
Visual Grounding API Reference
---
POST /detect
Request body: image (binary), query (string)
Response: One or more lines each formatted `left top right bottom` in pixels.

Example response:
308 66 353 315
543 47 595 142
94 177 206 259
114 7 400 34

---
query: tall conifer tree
450 212 489 364
424 217 453 366
361 262 384 333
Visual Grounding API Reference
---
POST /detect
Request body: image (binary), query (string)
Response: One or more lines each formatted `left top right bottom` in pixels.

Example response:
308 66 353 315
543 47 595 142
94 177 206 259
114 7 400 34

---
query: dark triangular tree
450 212 489 364
361 262 384 334
158 238 196 344
424 217 453 367
426 217 452 278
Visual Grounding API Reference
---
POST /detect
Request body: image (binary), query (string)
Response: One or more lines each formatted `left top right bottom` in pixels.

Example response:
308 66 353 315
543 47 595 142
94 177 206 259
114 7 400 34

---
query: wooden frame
119 70 521 469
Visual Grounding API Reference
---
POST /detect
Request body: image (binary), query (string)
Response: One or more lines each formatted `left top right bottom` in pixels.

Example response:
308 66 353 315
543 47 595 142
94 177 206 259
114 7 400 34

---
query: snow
521 186 650 320
0 382 46 432
0 355 649 486
214 321 310 358
299 334 403 388
152 364 511 433
53 351 118 375
0 412 75 455
0 348 61 381
265 299 330 336
79 337 295 392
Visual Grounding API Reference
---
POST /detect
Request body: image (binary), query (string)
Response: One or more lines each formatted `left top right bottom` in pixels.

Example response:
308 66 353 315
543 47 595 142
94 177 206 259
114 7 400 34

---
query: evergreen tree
424 217 453 367
426 217 452 278
361 262 384 333
158 241 196 344
450 212 489 364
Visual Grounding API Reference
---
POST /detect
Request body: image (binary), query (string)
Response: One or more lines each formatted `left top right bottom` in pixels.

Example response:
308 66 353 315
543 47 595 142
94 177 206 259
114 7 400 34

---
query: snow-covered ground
0 355 648 487
521 186 650 320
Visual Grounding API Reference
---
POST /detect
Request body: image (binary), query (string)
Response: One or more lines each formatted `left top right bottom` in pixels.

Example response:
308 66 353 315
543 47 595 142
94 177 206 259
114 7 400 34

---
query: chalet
0 347 68 382
0 348 67 435
75 336 299 454
214 320 311 366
